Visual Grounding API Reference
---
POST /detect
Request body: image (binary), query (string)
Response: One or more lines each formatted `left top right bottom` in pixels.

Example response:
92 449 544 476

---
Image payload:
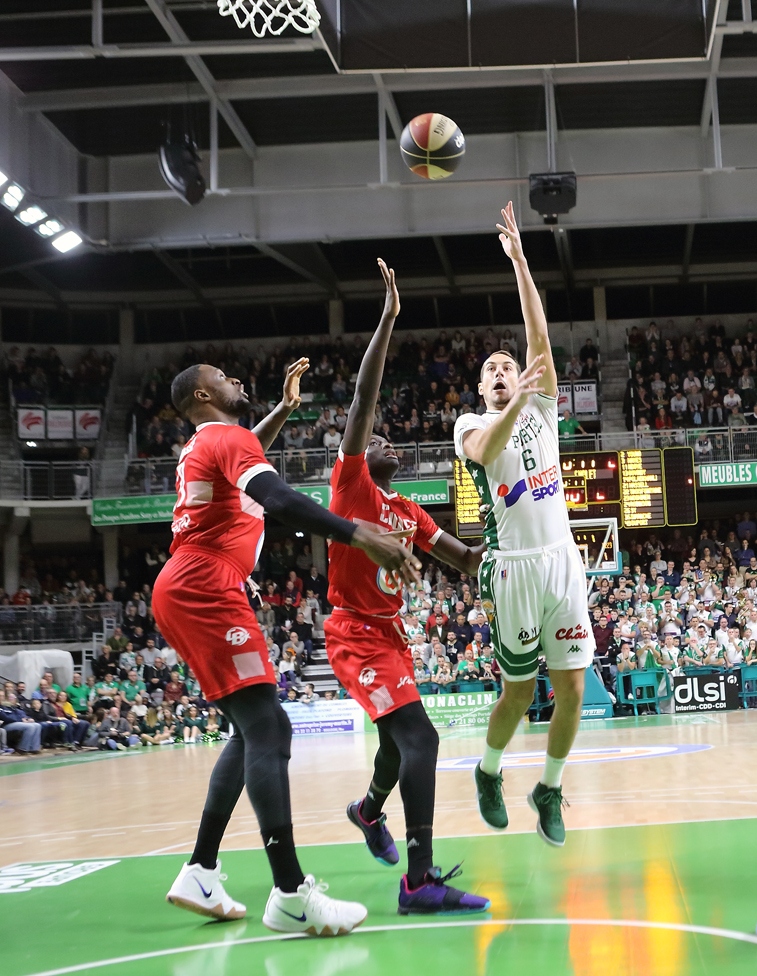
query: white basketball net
217 0 321 37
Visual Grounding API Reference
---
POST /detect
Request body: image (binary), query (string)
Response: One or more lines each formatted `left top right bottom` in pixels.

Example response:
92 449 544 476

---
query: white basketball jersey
454 394 571 553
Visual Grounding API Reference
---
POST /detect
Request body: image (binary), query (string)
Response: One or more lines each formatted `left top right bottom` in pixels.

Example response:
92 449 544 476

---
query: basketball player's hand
282 357 309 410
496 201 525 265
512 354 547 410
378 258 400 319
352 525 422 587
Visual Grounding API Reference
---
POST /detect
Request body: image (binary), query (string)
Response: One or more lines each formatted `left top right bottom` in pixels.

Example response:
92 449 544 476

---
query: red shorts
324 610 419 722
152 547 276 702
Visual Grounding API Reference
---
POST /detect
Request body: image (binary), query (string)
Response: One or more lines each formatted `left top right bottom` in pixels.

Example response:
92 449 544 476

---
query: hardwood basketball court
2 712 756 976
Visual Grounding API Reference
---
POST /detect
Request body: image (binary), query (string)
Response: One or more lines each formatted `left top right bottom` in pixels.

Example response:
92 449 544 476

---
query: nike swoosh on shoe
195 880 213 898
281 909 307 922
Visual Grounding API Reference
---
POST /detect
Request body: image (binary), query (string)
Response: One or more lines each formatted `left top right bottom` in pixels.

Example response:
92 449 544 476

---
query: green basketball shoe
473 763 509 830
527 782 568 847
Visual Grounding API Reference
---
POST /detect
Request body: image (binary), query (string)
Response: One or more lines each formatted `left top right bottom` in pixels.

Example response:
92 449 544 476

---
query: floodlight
16 205 47 226
51 230 83 253
1 184 25 212
35 219 64 238
0 170 7 186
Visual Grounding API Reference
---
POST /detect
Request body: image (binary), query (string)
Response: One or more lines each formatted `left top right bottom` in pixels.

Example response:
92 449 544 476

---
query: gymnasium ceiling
1 0 757 313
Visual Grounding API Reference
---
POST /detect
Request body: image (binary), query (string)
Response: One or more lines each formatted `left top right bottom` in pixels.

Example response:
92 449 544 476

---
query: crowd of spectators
588 513 757 708
0 557 120 644
4 507 757 759
5 346 115 405
130 329 599 460
625 319 757 457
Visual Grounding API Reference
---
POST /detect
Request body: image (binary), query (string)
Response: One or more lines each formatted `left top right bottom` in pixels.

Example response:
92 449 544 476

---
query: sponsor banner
46 408 74 440
295 485 330 507
0 860 119 894
91 495 177 526
282 698 365 735
17 408 45 439
557 382 573 413
397 478 449 505
436 743 711 771
698 462 757 487
572 381 598 414
289 480 449 507
75 408 101 439
673 671 742 712
420 690 497 729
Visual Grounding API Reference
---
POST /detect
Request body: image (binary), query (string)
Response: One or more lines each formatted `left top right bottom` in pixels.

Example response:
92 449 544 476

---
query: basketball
399 113 466 180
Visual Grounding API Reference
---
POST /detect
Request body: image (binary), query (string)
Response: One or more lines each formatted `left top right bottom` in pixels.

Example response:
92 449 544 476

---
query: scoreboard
453 446 697 536
561 446 697 528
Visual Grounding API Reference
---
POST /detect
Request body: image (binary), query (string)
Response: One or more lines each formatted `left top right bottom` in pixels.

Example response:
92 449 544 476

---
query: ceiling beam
144 0 257 160
681 223 696 282
373 74 403 142
6 258 757 310
19 57 757 114
153 251 213 307
0 39 319 63
19 267 66 309
252 242 340 295
432 236 458 294
701 0 729 135
552 226 575 293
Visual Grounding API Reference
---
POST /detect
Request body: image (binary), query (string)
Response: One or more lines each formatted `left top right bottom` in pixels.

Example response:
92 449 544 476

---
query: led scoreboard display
453 459 484 538
453 449 696 537
561 446 696 528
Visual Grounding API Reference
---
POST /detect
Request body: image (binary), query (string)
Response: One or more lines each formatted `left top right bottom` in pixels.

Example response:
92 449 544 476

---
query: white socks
481 748 566 787
540 754 566 789
480 743 504 777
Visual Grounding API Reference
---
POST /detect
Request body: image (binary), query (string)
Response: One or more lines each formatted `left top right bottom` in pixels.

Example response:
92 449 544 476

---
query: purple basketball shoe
346 800 400 866
398 864 490 915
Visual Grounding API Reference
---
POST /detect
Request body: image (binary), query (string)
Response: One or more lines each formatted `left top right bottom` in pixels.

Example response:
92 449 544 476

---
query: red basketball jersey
327 448 442 617
169 421 275 576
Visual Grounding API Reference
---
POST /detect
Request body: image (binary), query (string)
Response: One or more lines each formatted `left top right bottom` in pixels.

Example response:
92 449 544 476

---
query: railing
1 428 754 500
0 603 122 645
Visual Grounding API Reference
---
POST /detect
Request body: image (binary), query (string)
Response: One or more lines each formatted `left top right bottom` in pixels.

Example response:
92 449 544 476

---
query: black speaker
159 130 206 206
529 172 577 224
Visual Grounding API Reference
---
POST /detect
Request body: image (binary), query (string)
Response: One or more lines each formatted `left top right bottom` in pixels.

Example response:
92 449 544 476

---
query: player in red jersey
153 357 421 936
326 260 490 916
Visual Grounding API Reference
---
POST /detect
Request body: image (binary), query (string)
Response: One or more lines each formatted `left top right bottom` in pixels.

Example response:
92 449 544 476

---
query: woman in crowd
180 704 206 743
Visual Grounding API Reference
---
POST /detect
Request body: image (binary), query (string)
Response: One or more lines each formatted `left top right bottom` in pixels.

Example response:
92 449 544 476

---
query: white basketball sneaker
166 860 246 920
262 875 367 936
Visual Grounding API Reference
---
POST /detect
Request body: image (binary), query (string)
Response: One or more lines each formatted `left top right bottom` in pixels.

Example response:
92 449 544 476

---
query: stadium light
51 230 83 253
1 183 25 212
0 170 7 187
35 218 64 238
16 205 47 226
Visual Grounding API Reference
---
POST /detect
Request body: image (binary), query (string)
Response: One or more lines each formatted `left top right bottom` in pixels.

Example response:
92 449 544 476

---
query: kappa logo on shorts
568 644 582 654
396 675 414 689
225 626 251 646
358 667 376 687
555 625 589 641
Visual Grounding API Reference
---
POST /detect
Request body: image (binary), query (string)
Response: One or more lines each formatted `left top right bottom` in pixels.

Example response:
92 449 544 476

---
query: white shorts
478 539 595 682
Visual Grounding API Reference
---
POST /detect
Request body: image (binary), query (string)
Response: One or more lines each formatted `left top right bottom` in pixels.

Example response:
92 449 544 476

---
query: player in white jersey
454 202 595 847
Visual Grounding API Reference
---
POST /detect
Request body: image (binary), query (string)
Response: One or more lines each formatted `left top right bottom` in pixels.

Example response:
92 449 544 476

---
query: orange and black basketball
399 113 466 180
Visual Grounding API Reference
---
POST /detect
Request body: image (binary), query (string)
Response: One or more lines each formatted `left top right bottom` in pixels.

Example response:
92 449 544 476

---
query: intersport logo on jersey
497 464 561 507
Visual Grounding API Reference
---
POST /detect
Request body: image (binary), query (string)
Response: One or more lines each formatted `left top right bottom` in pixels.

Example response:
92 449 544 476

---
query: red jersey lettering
169 422 275 575
327 449 442 617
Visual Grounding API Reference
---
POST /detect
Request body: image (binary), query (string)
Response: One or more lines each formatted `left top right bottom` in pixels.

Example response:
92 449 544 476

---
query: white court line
6 813 757 866
18 917 757 976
